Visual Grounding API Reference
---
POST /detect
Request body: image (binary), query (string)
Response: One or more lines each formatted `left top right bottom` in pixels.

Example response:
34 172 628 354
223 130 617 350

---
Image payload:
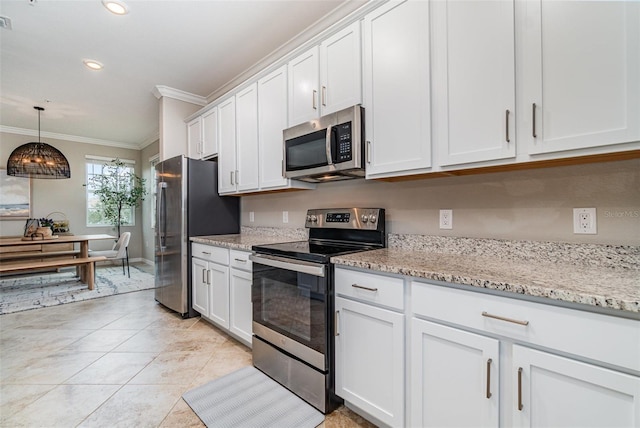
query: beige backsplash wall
241 158 640 246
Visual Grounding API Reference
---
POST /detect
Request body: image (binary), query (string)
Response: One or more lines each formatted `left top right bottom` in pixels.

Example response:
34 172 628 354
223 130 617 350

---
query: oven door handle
249 254 325 277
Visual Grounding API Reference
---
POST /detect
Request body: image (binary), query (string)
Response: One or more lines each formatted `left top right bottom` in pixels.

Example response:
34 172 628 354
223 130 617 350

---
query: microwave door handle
325 125 333 165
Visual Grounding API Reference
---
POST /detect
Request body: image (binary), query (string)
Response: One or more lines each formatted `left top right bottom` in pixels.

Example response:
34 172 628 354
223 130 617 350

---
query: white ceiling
0 0 366 149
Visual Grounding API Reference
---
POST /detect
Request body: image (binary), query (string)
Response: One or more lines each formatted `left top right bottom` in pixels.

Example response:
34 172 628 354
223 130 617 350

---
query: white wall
241 158 640 246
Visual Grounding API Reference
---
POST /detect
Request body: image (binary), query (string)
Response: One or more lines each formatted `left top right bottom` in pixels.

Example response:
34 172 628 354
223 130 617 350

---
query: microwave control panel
336 122 353 163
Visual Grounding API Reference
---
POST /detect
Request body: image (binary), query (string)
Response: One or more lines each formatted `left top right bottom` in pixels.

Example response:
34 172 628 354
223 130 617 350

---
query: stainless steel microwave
283 105 364 183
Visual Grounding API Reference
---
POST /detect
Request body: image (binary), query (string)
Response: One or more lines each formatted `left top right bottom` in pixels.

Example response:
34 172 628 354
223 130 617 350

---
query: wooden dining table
0 234 116 282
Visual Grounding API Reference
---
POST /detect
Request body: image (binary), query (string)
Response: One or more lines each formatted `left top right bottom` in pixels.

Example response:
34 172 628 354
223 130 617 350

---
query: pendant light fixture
6 106 71 179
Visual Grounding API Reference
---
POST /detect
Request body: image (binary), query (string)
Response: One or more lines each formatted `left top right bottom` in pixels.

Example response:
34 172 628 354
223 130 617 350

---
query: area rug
0 263 155 315
183 366 325 428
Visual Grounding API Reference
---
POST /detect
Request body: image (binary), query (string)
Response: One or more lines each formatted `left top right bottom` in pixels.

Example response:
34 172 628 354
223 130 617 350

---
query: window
86 157 136 227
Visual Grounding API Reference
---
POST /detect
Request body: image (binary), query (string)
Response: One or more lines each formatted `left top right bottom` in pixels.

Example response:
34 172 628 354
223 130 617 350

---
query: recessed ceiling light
102 0 128 15
83 59 104 71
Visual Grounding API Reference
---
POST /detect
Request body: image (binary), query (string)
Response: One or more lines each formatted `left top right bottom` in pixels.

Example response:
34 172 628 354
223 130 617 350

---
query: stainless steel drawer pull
335 310 340 336
313 90 318 110
351 283 378 292
367 141 371 164
486 358 492 399
202 252 211 255
322 86 327 106
482 311 529 326
207 269 211 285
532 103 537 138
202 268 207 283
517 367 524 411
505 109 511 143
234 258 247 263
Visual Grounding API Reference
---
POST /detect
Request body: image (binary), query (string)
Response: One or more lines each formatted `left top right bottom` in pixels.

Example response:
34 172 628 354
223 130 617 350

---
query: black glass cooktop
252 240 372 264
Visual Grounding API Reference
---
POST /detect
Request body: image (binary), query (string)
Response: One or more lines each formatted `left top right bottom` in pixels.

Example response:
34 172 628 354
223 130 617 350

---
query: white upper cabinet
432 0 516 166
187 116 202 159
217 96 236 194
521 1 640 155
363 0 432 178
319 21 362 115
235 83 260 193
258 66 289 190
288 21 362 126
201 107 218 159
187 108 218 160
288 46 319 125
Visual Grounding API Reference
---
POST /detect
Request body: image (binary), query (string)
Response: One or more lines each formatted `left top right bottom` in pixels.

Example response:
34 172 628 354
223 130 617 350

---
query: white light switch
249 211 255 222
282 211 289 224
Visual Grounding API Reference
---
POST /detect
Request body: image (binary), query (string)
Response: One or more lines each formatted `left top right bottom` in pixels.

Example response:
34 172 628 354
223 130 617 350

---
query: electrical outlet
573 208 597 234
282 211 289 224
249 211 255 222
439 209 453 230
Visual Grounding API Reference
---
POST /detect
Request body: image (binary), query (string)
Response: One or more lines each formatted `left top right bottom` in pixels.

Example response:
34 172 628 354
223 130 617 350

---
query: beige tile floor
0 289 375 427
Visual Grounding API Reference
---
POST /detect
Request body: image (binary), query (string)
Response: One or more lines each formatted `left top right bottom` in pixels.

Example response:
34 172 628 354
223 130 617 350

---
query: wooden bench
0 250 81 262
0 256 107 290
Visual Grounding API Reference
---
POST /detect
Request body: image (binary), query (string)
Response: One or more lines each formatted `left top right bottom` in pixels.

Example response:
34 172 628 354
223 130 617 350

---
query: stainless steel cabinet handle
486 358 493 399
335 310 340 336
234 258 247 263
312 89 318 110
532 103 537 138
236 170 239 184
505 109 511 143
202 268 207 283
207 269 211 285
322 86 327 106
482 311 529 326
230 171 234 185
517 367 524 411
367 141 371 164
202 251 211 255
351 283 378 292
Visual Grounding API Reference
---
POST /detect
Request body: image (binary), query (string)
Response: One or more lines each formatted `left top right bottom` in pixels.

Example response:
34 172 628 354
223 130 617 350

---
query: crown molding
153 85 207 106
1 125 141 150
205 0 381 104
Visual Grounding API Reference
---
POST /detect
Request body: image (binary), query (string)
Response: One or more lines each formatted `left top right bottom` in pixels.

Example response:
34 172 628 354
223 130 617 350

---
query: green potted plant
86 158 147 237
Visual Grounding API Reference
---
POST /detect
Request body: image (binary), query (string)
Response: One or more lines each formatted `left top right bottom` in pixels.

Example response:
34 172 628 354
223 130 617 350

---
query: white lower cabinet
512 345 640 428
229 250 253 345
334 268 405 427
411 280 640 428
411 319 500 427
191 243 252 347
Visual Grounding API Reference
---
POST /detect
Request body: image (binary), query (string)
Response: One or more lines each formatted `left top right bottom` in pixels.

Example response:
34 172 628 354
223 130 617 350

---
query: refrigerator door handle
158 181 168 252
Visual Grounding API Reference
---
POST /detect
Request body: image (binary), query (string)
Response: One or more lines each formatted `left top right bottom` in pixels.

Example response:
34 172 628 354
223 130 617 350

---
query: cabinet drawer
192 243 228 264
230 250 252 272
335 268 404 311
412 281 640 372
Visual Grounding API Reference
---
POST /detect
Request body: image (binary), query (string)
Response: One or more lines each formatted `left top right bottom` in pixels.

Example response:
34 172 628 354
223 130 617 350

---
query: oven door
250 253 328 371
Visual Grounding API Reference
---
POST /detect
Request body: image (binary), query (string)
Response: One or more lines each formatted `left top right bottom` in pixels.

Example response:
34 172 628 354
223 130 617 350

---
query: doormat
182 366 325 428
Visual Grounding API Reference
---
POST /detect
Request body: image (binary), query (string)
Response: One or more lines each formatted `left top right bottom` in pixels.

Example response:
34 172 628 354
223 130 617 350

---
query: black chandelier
6 106 71 179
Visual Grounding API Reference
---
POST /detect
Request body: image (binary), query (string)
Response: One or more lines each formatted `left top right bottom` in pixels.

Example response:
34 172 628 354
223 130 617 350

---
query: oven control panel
305 208 384 230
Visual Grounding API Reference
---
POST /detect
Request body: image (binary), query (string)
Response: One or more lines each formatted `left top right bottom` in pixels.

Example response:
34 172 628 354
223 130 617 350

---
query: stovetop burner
252 208 386 264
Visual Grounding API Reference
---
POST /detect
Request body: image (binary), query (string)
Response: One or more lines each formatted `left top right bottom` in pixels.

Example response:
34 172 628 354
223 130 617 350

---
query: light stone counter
190 227 307 251
332 235 640 315
332 248 640 315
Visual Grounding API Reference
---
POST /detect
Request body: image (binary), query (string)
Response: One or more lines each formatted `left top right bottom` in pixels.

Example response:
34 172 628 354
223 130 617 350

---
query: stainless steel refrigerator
154 155 239 318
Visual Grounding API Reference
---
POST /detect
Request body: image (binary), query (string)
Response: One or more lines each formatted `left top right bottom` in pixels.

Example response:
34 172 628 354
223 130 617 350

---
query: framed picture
0 168 31 220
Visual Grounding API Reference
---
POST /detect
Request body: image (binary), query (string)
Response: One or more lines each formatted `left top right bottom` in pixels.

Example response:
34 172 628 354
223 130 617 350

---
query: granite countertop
331 248 640 315
190 227 307 251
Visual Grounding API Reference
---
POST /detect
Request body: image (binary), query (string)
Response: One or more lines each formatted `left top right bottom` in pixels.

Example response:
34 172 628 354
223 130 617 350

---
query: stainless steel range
249 208 386 413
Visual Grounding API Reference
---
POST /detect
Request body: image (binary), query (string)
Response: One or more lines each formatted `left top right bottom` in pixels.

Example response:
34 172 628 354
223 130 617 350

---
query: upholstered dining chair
89 232 131 277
